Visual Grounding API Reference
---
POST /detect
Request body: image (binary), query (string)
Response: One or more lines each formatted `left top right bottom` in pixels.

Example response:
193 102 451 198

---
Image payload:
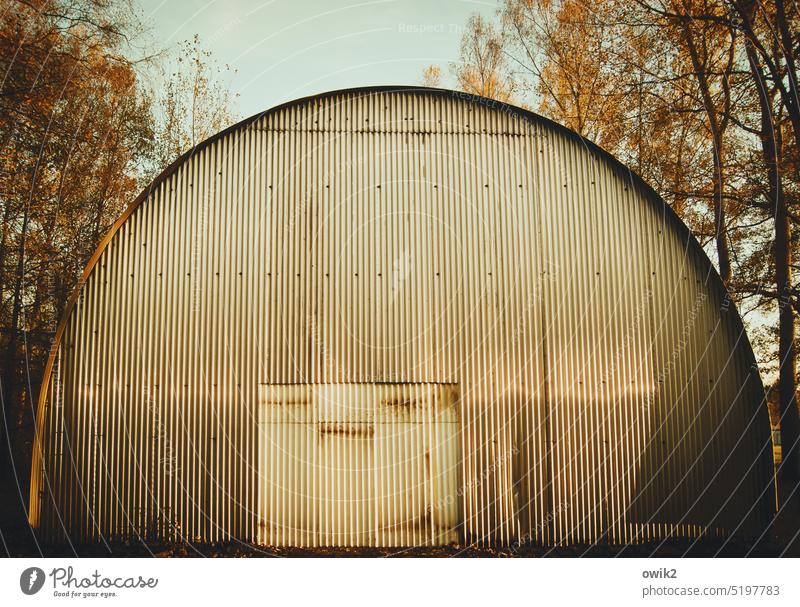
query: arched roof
38 86 756 409
30 87 771 543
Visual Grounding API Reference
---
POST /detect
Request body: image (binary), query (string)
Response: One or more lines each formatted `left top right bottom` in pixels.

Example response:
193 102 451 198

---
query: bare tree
148 34 239 176
451 13 516 102
421 64 442 88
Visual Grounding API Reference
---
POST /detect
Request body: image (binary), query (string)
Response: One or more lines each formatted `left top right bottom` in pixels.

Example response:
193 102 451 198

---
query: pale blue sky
138 0 497 119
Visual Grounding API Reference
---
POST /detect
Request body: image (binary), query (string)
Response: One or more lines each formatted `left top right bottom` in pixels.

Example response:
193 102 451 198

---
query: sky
137 0 497 119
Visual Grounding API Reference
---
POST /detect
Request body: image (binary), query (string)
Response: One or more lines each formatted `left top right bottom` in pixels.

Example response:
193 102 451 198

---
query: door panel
258 384 460 547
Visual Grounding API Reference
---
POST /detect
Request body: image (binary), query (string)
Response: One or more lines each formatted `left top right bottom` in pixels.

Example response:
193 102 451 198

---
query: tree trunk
1 202 28 483
746 37 800 501
733 0 800 167
675 9 732 285
711 146 731 286
775 186 799 490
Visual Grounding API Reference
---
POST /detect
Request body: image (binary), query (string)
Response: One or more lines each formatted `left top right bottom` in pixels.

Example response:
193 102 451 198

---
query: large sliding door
258 383 460 547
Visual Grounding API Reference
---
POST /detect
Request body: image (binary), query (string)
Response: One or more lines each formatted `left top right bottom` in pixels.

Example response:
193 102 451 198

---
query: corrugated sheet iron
29 88 775 547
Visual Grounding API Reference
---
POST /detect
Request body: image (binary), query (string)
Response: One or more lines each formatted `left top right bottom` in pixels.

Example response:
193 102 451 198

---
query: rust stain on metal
317 422 375 438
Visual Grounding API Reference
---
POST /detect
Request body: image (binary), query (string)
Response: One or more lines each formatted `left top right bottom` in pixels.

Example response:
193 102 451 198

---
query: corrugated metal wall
29 88 775 547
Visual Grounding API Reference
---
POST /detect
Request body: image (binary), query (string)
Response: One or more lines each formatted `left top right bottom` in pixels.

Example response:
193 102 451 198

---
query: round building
29 87 774 547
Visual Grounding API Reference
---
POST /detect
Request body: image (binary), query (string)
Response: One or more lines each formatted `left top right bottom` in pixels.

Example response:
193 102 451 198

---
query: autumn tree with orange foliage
0 1 238 500
1 0 153 479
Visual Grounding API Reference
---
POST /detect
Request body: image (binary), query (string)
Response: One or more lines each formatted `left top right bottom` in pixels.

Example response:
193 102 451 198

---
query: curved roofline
29 85 763 525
